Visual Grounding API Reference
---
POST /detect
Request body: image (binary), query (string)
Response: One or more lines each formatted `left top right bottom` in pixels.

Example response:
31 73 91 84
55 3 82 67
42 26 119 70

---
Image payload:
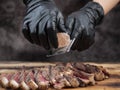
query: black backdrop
0 0 120 62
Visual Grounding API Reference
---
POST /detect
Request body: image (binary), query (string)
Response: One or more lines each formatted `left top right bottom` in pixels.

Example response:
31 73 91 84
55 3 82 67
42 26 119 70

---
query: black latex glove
66 2 104 51
22 0 66 49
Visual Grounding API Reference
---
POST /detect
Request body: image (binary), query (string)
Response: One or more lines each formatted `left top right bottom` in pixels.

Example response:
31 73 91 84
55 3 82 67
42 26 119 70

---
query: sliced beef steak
0 62 110 90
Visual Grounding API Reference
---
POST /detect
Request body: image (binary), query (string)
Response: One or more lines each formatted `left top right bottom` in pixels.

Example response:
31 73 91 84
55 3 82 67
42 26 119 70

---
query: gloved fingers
58 17 67 32
39 34 50 50
30 28 41 45
75 30 85 51
76 28 95 51
66 17 75 36
71 19 81 39
71 34 81 50
57 12 67 32
23 10 48 46
71 32 86 51
71 25 84 51
46 16 58 48
72 28 95 52
29 21 41 45
38 18 50 50
22 23 33 43
77 34 91 51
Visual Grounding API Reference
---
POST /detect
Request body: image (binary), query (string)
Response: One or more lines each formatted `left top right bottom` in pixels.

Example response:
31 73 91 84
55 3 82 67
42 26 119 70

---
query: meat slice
39 66 51 81
85 64 109 81
57 33 70 48
61 63 95 85
0 73 13 88
63 66 94 87
73 70 95 85
25 70 38 90
66 62 109 81
0 71 28 90
49 66 57 85
64 75 79 88
47 65 71 89
97 66 110 78
53 65 91 89
66 62 86 71
59 76 71 87
34 69 49 90
19 70 29 90
9 72 20 89
0 73 9 88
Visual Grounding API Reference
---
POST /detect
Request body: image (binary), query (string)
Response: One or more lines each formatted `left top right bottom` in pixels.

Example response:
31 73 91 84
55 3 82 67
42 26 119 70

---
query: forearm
93 0 120 15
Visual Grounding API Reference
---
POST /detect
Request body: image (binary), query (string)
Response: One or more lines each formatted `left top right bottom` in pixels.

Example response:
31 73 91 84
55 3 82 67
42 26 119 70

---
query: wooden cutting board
0 62 120 90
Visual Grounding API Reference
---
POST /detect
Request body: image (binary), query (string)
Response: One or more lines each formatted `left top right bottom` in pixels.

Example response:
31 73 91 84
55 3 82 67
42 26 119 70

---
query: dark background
0 0 120 62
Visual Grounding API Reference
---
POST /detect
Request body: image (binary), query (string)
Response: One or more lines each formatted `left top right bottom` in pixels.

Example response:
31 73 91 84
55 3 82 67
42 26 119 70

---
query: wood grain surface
0 62 120 90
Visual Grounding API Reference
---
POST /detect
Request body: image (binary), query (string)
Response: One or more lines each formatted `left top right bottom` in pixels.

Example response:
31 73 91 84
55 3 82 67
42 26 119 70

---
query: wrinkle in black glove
66 2 104 51
22 0 66 50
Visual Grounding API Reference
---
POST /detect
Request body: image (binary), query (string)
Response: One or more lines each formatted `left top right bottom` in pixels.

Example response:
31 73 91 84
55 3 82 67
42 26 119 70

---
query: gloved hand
66 2 104 51
22 0 66 50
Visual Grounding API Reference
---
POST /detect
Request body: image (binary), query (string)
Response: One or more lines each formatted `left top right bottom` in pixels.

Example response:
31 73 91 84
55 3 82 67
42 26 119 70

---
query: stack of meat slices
0 62 110 90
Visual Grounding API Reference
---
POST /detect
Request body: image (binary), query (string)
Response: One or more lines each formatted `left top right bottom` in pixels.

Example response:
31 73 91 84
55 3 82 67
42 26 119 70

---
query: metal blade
46 47 68 57
46 38 76 57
